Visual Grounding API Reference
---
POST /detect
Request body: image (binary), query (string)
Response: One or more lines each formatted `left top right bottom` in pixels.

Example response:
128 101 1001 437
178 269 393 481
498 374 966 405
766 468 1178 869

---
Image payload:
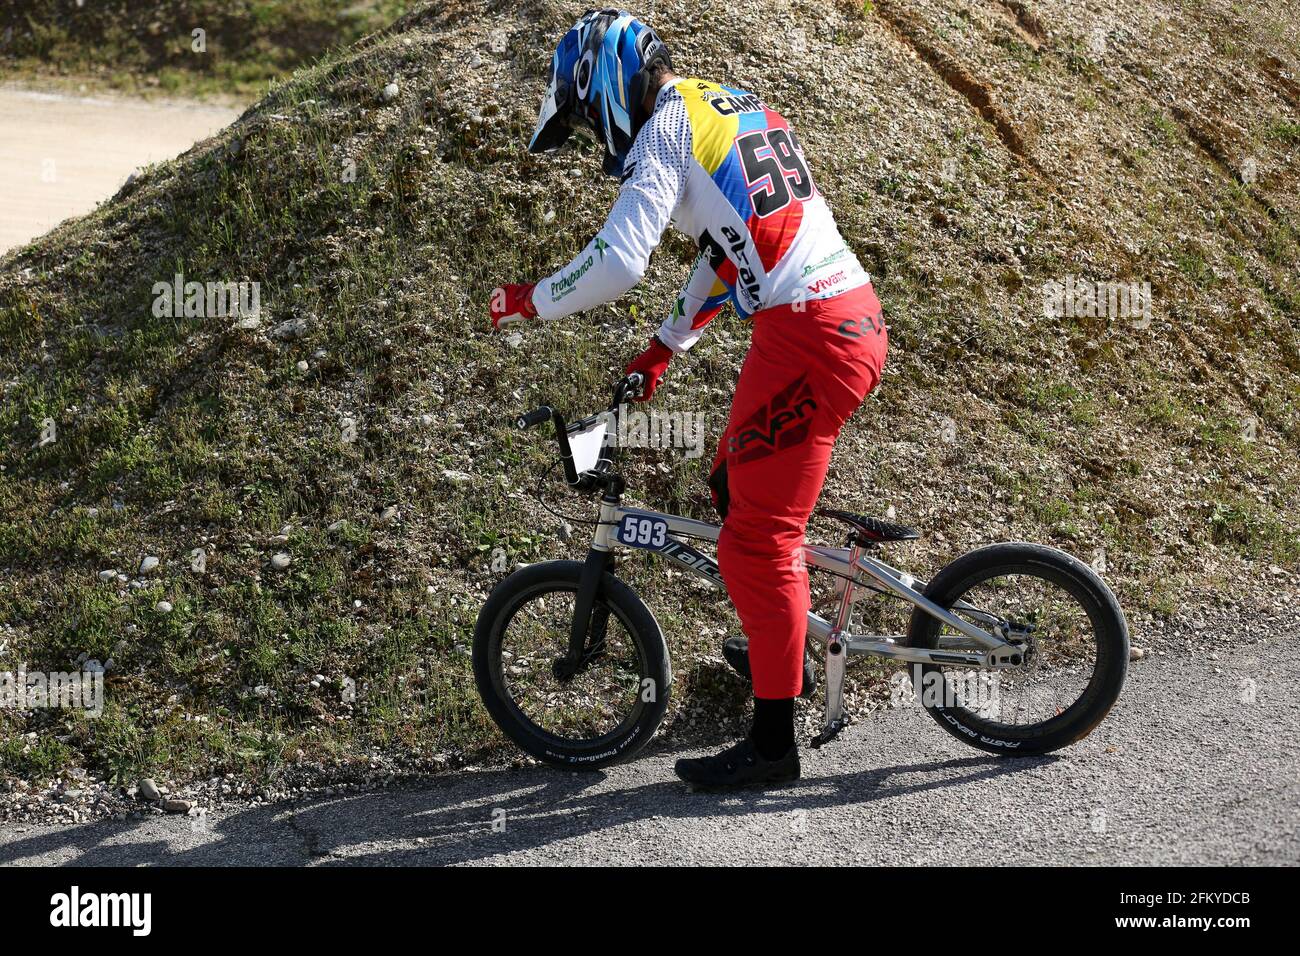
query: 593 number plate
615 515 669 550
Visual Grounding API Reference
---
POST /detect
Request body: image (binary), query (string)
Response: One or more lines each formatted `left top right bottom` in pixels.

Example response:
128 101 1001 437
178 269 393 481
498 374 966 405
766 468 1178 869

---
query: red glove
490 283 537 330
624 336 674 402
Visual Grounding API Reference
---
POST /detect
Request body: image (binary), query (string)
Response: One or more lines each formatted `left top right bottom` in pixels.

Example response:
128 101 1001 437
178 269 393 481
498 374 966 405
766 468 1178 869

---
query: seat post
831 537 863 636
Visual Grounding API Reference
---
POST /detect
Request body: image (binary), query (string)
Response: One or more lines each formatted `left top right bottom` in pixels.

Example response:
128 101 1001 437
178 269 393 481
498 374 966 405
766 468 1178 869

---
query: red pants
711 283 887 699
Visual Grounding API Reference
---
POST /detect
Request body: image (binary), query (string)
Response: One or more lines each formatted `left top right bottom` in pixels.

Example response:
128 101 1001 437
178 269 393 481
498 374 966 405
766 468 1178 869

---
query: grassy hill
0 0 412 98
1 0 1297 791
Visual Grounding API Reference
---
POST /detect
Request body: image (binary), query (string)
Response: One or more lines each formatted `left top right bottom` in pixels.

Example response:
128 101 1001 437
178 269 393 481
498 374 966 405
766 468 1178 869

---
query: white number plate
567 418 608 475
615 514 669 550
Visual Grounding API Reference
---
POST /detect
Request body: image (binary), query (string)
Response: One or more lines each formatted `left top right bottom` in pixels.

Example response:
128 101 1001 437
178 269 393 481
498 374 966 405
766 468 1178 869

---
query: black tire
906 542 1128 756
473 560 670 769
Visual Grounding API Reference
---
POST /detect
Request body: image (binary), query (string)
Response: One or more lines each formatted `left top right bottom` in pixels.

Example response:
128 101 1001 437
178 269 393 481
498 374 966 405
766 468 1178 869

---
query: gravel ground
2 600 1295 866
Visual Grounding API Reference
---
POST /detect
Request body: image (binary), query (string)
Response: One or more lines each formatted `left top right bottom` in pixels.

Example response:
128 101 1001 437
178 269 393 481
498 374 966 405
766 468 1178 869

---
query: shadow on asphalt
0 750 1052 866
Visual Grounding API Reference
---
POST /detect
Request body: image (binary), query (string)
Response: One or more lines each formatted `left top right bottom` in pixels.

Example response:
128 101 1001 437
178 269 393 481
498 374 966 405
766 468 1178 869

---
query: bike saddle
816 508 920 544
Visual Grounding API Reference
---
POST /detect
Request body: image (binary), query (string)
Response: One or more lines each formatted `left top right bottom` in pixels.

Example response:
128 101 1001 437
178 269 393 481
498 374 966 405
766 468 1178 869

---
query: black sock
751 696 795 760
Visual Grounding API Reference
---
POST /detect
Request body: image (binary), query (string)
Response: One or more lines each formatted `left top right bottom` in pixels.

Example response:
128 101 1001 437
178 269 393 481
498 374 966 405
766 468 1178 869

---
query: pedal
810 717 848 749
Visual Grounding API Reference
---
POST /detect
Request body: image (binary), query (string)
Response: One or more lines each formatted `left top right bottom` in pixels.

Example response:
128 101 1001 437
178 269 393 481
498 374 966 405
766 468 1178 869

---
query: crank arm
816 632 848 748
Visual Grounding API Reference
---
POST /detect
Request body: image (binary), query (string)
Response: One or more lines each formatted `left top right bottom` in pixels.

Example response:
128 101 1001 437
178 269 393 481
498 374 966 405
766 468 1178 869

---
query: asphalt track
2 623 1295 866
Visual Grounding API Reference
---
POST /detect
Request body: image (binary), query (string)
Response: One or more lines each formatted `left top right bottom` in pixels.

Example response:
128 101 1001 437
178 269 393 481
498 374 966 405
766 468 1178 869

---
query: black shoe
722 636 816 700
674 737 801 790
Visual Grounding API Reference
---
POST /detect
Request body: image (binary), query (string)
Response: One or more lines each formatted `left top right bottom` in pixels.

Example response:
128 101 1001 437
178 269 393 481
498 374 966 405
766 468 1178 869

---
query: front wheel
473 560 671 769
906 542 1128 756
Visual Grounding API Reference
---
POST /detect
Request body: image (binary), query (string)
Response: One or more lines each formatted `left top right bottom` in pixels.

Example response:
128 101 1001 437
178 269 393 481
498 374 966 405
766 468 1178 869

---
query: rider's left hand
624 336 674 402
490 282 538 330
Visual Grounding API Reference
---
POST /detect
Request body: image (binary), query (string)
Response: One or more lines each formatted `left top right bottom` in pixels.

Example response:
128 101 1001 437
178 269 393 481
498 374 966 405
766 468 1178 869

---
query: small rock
98 569 117 583
156 601 173 614
441 469 473 484
139 556 160 575
138 779 162 802
327 520 348 533
162 798 192 814
378 505 400 525
381 81 400 103
296 360 309 373
1129 647 1147 661
271 552 291 570
271 316 309 340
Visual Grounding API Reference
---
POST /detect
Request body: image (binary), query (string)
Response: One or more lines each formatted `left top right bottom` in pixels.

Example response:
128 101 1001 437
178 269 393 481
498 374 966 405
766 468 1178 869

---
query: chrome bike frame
596 503 1025 746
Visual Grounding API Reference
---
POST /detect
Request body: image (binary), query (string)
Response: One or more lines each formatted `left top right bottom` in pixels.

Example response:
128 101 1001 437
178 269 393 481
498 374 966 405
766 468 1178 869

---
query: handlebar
515 406 554 430
512 374 645 489
515 373 644 431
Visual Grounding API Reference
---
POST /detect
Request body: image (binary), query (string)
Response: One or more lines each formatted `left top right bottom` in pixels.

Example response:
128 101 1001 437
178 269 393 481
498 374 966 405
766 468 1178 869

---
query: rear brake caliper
989 618 1037 668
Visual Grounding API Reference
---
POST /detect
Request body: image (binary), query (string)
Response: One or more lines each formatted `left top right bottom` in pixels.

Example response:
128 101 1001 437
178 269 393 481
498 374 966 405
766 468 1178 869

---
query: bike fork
553 546 612 681
557 494 620 681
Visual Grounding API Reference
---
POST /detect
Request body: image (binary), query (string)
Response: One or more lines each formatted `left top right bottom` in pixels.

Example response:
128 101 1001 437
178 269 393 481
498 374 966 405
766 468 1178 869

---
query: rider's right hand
624 335 674 402
490 282 538 330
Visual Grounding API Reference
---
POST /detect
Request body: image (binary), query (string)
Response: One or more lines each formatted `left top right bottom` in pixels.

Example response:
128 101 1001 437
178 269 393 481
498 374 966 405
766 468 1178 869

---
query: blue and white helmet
528 9 672 178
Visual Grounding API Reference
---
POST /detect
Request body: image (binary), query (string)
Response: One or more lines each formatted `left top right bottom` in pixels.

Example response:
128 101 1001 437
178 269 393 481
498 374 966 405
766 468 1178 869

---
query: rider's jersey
532 78 871 351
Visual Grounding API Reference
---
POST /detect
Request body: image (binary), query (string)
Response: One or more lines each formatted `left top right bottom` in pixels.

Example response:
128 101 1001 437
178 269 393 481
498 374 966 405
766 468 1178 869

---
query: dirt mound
0 0 1296 793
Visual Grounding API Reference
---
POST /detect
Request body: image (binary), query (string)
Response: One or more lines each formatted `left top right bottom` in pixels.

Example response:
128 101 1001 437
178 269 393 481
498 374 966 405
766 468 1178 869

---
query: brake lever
611 373 645 409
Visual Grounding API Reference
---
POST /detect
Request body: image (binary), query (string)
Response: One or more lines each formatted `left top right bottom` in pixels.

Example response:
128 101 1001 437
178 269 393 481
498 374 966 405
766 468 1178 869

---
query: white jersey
533 77 870 352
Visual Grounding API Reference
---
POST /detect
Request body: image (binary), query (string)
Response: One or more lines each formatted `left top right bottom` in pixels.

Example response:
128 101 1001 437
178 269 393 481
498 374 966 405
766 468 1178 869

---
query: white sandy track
0 86 240 255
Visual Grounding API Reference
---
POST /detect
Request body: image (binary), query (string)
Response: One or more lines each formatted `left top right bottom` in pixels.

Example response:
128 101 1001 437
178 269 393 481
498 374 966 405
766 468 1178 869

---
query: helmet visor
528 73 574 153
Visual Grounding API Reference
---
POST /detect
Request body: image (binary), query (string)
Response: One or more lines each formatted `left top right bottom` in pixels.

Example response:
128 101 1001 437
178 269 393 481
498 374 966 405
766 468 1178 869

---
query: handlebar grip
515 407 552 430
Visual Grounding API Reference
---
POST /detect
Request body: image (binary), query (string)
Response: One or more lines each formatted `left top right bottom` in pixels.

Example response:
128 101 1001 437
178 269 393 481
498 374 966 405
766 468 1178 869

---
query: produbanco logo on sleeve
549 253 596 303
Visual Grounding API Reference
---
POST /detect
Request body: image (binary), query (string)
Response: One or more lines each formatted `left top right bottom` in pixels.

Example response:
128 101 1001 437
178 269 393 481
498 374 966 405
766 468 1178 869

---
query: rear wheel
473 560 670 769
906 543 1128 756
